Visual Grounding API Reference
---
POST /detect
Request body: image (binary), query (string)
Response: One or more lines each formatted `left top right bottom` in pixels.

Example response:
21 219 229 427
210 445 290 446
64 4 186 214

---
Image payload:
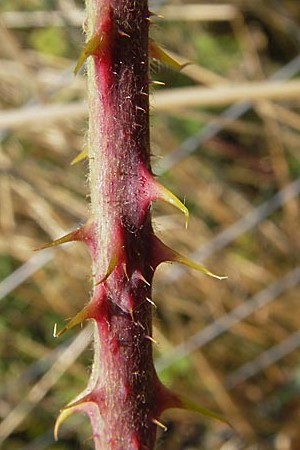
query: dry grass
0 1 300 449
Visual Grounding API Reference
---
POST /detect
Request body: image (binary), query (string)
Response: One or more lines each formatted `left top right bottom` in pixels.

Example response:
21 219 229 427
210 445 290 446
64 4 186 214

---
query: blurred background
0 0 300 449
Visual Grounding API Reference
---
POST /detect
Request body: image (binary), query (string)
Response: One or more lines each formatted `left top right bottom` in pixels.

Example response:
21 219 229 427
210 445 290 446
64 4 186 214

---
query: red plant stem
82 1 167 449
54 2 227 446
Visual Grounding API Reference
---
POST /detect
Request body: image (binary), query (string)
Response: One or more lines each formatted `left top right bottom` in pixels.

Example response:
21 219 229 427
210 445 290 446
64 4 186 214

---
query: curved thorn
154 182 189 228
54 407 73 440
152 236 226 280
55 305 91 337
54 400 97 440
95 252 118 285
178 396 232 427
174 252 227 280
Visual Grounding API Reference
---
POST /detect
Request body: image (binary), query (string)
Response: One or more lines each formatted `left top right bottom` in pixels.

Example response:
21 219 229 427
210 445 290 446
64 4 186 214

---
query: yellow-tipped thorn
54 404 86 441
71 149 88 165
55 305 91 337
74 32 107 75
34 230 80 251
153 236 226 280
149 11 164 20
150 80 165 86
95 252 118 285
155 183 189 228
54 400 97 440
150 40 187 71
173 252 227 281
152 418 167 432
179 397 232 427
55 406 75 440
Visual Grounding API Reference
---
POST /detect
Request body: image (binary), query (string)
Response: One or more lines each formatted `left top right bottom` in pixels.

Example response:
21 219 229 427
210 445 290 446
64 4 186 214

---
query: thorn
136 106 146 113
55 305 91 337
129 309 137 325
74 31 108 75
151 236 227 280
118 29 130 38
54 400 98 440
54 408 71 440
145 16 156 24
96 252 119 285
175 252 227 280
136 272 150 286
129 308 136 324
137 321 145 331
177 396 232 427
150 80 165 86
148 11 164 19
149 39 187 71
145 335 158 344
34 228 83 251
122 263 129 281
152 418 167 432
53 323 57 338
71 149 88 165
153 182 189 228
146 297 157 309
35 223 95 252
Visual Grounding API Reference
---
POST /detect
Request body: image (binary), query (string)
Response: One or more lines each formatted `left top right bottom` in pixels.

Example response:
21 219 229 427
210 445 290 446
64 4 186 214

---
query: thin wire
1 52 299 306
0 325 92 446
162 178 300 284
155 54 300 175
226 329 300 389
0 250 54 303
156 267 300 372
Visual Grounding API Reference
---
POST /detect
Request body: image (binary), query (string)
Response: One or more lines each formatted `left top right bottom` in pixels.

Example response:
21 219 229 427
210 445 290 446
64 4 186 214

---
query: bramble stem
84 2 160 448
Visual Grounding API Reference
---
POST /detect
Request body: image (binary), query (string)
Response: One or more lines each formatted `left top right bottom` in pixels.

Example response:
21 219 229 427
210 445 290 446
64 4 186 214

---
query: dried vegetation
0 0 300 449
